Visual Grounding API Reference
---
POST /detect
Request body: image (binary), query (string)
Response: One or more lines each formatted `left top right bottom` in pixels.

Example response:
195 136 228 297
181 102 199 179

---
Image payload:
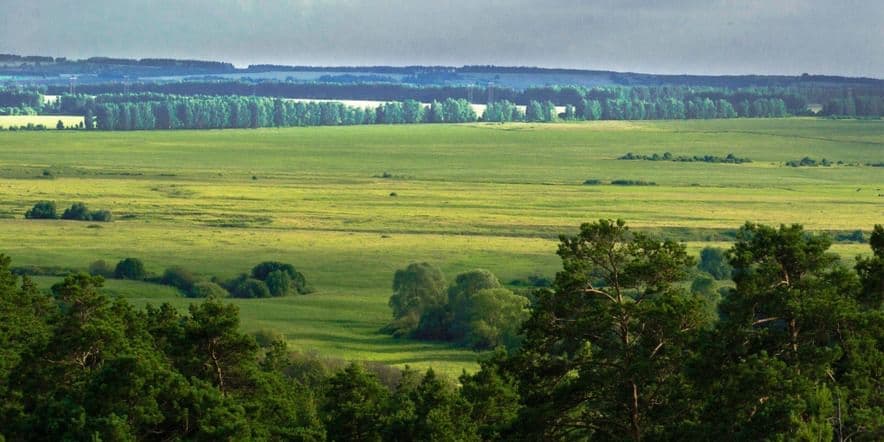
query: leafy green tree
265 269 294 296
24 201 57 219
525 101 544 122
503 219 709 440
386 263 446 337
464 288 529 350
446 269 501 341
114 257 146 280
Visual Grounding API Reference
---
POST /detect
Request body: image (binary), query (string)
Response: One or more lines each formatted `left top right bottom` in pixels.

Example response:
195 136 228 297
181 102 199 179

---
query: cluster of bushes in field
384 264 530 350
86 257 310 298
583 178 658 186
25 201 112 222
618 151 752 163
785 156 836 167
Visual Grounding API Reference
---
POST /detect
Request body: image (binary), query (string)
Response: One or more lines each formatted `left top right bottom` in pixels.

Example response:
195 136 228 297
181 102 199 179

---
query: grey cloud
0 0 880 76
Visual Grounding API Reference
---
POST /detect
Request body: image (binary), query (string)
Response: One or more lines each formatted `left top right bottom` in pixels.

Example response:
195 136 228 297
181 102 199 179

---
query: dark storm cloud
1 0 881 76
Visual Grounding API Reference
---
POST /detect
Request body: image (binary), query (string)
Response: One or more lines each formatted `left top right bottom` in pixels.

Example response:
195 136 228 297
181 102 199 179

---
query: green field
0 119 881 374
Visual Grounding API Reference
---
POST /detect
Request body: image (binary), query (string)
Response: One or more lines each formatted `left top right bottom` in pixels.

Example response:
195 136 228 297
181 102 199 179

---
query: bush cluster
785 156 835 167
222 261 311 298
618 151 752 163
25 201 112 222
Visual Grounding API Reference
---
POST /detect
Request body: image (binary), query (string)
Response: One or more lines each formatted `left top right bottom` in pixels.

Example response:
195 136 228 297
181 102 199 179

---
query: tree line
0 220 881 440
57 94 477 130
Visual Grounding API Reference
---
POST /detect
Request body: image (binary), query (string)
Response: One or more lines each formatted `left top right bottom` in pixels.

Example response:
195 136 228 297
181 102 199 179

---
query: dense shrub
785 156 833 167
226 274 272 298
582 179 602 185
161 266 198 291
88 260 115 278
61 202 91 220
618 152 751 163
835 229 865 243
189 281 229 298
250 261 309 294
60 202 113 222
90 209 113 222
24 201 58 219
610 179 656 186
114 257 147 280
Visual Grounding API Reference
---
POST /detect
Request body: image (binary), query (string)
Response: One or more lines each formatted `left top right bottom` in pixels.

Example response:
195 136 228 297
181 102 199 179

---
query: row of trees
43 82 822 113
822 94 884 117
0 220 881 440
78 95 477 130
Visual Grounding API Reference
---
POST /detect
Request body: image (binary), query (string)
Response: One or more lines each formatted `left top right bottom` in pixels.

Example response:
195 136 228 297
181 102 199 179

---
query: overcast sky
1 0 881 77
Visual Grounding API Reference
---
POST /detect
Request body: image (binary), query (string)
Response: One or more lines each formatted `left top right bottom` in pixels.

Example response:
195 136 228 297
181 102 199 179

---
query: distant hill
1 53 881 90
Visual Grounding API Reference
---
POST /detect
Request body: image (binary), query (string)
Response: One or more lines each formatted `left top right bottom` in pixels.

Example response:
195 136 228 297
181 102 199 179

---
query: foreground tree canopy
0 220 880 440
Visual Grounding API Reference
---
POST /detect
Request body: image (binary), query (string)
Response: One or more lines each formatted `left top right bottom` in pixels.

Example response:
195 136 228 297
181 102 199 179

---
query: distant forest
2 83 881 131
1 53 883 130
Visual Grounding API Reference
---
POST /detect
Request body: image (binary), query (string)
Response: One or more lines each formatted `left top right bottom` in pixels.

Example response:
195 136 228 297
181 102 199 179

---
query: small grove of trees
24 201 112 222
385 265 529 350
222 261 311 298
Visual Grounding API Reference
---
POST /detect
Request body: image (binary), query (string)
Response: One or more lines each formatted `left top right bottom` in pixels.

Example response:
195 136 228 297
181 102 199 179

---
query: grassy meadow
0 118 881 374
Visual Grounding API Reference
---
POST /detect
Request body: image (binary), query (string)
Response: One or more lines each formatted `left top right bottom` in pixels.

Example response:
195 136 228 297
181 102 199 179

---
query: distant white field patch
0 115 85 129
43 95 59 104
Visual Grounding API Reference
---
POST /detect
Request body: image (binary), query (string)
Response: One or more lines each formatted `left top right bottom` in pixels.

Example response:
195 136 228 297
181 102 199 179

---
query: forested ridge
1 221 881 440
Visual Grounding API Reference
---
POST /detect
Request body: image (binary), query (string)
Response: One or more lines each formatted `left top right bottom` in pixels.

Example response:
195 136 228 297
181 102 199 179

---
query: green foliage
225 274 272 298
445 269 501 341
386 262 447 337
24 201 57 219
692 222 883 440
59 202 113 222
114 257 147 280
698 246 733 280
499 219 709 440
161 266 198 291
322 363 390 441
189 281 229 298
251 261 309 295
88 259 115 278
619 152 752 164
60 201 91 220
